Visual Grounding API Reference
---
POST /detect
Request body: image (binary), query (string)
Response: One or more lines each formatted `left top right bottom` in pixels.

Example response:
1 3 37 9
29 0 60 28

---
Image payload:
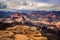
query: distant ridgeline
0 10 60 18
0 11 14 18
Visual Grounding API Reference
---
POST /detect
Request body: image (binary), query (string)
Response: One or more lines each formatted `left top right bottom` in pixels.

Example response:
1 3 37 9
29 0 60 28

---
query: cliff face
0 25 48 40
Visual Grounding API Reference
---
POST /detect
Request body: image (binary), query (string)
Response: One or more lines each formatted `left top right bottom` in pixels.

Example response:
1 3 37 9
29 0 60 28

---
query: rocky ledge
0 25 48 40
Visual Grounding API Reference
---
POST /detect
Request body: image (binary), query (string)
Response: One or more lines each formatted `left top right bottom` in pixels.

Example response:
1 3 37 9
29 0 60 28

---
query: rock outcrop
0 25 48 40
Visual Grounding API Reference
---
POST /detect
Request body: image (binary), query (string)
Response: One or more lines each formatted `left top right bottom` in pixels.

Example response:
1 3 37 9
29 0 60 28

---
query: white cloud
0 0 60 11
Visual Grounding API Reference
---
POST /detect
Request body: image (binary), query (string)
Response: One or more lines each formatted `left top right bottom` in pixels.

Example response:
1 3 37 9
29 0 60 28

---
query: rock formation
0 25 48 40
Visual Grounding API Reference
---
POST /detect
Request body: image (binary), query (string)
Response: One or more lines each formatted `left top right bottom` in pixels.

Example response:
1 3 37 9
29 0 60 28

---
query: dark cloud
0 3 7 9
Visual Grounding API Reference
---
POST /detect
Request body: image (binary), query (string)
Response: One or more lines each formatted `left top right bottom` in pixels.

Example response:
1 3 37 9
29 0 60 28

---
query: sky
0 0 60 11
